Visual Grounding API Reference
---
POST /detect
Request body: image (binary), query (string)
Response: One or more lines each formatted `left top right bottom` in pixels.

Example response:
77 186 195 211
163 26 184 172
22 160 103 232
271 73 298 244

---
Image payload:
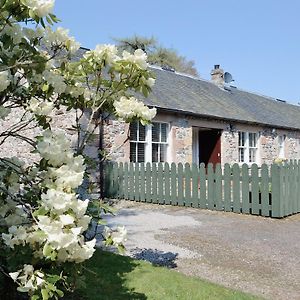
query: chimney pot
211 64 224 87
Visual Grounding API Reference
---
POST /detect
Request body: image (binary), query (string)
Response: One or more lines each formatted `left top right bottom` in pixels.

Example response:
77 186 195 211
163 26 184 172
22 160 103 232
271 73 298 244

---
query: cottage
103 64 300 166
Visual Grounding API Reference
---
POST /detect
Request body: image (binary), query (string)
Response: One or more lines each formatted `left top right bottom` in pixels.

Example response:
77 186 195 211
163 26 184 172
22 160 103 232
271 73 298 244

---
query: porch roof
142 66 300 130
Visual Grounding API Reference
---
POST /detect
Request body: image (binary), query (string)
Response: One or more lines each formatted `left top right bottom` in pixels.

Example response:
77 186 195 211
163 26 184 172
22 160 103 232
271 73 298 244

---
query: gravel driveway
104 200 300 300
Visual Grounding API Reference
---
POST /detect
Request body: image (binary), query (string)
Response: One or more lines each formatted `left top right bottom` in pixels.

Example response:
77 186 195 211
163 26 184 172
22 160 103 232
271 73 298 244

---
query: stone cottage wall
171 118 193 164
102 118 129 162
0 108 78 164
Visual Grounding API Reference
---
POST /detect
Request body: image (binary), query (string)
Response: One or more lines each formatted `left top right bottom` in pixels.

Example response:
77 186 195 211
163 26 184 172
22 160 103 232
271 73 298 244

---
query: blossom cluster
83 45 151 71
21 0 54 18
2 131 96 267
9 264 44 293
114 96 157 124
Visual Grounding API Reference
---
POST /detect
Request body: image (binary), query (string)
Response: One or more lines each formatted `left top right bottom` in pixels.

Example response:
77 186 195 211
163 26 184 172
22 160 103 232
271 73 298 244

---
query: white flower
28 98 54 115
113 96 156 122
145 77 155 87
0 71 10 92
42 26 80 54
59 214 75 226
23 0 54 18
43 70 66 94
122 49 148 69
41 189 76 213
9 271 20 281
94 44 119 63
37 130 73 167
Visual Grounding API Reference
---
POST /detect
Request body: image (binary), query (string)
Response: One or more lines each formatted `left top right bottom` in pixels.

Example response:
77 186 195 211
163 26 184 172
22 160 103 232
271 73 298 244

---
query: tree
0 1 156 299
115 35 199 77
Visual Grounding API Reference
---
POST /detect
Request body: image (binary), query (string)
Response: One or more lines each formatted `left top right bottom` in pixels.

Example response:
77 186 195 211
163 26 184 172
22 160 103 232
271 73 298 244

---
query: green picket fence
104 161 300 218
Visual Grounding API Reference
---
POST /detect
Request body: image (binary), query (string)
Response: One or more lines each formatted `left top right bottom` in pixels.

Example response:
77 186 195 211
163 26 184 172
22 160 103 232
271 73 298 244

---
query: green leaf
42 84 49 92
41 288 49 300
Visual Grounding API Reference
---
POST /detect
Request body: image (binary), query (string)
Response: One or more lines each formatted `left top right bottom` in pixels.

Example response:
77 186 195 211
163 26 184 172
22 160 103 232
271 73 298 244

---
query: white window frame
238 131 258 164
129 122 147 162
130 121 170 163
278 135 286 158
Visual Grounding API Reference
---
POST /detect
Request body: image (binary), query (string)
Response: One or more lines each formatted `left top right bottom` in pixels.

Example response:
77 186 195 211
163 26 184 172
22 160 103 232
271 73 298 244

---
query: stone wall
171 118 193 164
2 109 300 167
102 118 129 162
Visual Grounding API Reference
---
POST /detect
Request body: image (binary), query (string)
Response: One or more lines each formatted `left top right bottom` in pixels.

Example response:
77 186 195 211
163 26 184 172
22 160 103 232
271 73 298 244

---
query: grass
73 249 261 300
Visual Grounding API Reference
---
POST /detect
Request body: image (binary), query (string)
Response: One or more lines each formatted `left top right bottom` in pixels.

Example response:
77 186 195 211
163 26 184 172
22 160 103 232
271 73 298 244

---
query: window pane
137 143 145 162
129 123 137 141
249 148 256 162
239 148 244 162
161 123 167 142
152 123 160 142
249 133 257 147
239 132 245 147
160 144 167 162
139 124 146 141
130 142 136 162
152 144 159 162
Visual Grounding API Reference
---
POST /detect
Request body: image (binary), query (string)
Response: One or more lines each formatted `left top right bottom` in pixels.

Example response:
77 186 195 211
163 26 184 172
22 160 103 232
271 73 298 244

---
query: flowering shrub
0 0 156 299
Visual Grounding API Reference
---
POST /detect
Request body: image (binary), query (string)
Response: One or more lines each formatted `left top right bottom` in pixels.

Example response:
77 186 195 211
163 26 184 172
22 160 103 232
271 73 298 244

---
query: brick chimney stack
211 64 224 87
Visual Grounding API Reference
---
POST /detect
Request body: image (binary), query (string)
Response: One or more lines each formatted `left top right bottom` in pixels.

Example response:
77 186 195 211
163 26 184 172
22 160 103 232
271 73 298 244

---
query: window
129 122 146 162
278 135 286 158
130 122 169 162
238 132 258 163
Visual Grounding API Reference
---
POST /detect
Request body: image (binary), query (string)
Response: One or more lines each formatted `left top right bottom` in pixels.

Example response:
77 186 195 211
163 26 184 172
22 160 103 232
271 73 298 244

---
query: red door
198 130 221 166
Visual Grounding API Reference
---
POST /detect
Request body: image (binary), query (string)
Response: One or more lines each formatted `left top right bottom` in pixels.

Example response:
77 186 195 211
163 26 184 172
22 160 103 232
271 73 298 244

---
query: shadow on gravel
131 248 178 268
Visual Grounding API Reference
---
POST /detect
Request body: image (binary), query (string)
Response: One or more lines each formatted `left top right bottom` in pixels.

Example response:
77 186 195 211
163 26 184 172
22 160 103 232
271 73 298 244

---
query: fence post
232 163 241 213
241 164 250 214
271 163 283 218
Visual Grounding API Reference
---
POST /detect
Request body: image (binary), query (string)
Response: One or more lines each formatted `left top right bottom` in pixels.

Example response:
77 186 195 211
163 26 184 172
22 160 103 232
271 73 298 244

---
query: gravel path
104 201 300 300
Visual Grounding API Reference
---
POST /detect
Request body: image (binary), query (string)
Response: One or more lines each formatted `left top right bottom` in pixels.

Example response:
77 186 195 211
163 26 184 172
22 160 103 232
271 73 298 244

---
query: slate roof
75 47 300 130
143 66 300 130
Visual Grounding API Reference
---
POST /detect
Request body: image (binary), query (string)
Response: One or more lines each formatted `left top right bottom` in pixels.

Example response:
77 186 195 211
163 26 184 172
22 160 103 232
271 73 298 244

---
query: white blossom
122 49 148 69
114 96 156 123
22 0 54 18
93 44 119 63
28 98 54 115
0 71 10 92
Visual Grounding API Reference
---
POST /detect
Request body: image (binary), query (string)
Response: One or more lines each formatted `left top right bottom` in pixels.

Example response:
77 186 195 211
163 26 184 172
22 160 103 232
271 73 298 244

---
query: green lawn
73 249 261 300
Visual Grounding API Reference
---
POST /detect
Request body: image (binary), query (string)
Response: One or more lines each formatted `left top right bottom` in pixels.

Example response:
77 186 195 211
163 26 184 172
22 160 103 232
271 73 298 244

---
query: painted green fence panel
170 163 177 205
123 163 129 199
185 163 192 207
129 162 135 200
297 163 300 212
178 163 184 206
241 164 250 214
158 163 164 204
215 164 223 210
104 161 299 218
152 164 158 204
145 162 152 203
232 164 241 213
139 163 145 202
261 164 270 217
207 164 214 210
291 163 298 214
251 164 260 215
118 162 124 199
191 163 199 207
164 163 171 205
223 163 232 212
199 163 206 209
134 163 140 201
271 164 282 218
282 164 289 216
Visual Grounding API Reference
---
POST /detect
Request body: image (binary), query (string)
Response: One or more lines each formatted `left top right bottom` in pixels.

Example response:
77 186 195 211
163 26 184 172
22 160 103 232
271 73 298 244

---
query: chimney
211 64 224 87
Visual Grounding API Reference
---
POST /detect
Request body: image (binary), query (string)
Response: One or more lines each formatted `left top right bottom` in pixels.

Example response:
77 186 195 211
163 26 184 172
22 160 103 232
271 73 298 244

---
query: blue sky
54 0 300 105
